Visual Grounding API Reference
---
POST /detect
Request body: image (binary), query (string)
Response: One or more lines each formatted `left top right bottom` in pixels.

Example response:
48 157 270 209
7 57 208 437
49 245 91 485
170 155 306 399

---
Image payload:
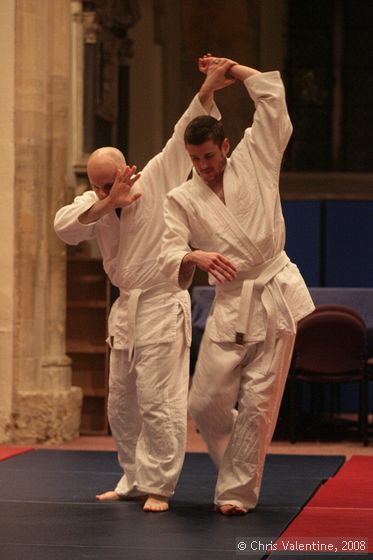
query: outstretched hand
108 165 141 208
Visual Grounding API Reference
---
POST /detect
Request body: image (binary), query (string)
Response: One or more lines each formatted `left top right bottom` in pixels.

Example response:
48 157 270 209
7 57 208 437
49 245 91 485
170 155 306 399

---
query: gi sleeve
54 191 100 245
139 95 221 197
158 191 194 290
234 71 293 172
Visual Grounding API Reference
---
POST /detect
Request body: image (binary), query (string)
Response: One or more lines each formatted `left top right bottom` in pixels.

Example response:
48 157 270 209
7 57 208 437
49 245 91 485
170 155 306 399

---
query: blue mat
0 451 344 507
0 449 122 473
0 501 299 560
0 449 344 478
0 451 345 560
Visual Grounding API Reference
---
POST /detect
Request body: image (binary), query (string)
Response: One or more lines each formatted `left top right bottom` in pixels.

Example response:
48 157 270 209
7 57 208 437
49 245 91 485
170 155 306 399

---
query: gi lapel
192 170 264 262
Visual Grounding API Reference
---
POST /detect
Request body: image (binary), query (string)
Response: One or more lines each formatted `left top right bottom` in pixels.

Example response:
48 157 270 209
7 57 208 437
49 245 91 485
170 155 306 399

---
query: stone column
0 0 16 443
11 0 82 443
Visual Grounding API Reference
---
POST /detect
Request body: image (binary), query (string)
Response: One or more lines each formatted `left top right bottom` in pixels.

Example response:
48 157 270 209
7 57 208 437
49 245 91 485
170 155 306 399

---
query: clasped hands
198 53 238 81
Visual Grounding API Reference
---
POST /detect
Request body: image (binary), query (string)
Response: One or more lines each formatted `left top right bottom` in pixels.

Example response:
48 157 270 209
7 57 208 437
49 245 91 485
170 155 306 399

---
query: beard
198 156 227 186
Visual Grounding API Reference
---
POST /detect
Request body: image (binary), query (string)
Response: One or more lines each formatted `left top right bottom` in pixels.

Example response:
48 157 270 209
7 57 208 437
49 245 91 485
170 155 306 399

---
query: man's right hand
183 250 237 284
198 57 237 109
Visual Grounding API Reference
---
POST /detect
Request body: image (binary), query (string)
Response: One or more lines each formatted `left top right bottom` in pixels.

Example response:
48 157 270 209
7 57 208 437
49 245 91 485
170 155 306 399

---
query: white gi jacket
54 94 221 354
159 71 315 345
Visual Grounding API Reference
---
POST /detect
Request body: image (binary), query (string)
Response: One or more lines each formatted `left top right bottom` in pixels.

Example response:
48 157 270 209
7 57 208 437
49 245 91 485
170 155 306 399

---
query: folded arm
54 191 99 245
159 194 237 290
181 250 237 286
78 165 141 225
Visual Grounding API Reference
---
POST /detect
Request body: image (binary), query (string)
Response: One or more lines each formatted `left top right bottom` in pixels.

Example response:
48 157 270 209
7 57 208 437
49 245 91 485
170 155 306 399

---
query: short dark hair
184 115 225 147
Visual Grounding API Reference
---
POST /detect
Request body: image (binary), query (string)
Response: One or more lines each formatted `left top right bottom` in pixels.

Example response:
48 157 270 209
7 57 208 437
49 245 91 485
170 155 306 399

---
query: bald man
54 60 234 512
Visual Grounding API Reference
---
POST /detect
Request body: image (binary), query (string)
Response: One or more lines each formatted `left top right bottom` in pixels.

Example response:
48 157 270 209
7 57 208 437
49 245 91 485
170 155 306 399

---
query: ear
222 137 230 155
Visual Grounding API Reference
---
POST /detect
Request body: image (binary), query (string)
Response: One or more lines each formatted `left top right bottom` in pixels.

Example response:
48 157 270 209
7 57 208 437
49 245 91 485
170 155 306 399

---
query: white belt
236 251 294 343
124 283 180 372
217 250 296 343
127 288 142 370
217 251 297 383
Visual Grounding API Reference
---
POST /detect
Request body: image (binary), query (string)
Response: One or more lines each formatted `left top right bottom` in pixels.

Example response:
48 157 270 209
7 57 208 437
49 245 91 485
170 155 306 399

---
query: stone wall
0 0 82 444
0 0 16 442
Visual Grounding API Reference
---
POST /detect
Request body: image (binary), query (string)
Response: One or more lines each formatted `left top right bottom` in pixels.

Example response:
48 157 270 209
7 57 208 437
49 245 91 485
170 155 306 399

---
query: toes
143 495 169 512
215 504 248 516
95 491 121 502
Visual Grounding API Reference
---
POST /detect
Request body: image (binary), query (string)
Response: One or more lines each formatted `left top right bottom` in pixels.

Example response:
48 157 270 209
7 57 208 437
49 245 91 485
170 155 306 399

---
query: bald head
87 147 126 200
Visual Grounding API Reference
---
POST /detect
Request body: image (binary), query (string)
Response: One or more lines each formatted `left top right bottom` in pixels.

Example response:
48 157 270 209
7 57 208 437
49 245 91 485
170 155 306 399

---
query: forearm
229 64 261 81
179 252 197 286
54 191 101 245
78 196 115 224
181 249 237 284
198 85 214 112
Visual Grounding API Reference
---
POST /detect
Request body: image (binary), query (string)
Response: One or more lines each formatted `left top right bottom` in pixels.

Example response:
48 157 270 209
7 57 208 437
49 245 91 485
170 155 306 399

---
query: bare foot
143 494 169 512
96 490 121 502
215 504 248 516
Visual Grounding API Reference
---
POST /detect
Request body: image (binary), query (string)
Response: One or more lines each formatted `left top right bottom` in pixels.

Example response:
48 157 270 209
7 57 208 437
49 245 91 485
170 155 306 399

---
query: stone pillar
10 0 82 443
0 0 16 443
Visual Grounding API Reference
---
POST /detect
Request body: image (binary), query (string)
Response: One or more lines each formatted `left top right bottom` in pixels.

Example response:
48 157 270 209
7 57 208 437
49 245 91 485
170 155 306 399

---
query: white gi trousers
108 307 189 497
189 331 295 510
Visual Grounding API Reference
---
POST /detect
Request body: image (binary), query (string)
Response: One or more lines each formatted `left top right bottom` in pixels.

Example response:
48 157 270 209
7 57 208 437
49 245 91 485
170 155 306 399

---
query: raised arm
201 55 291 166
139 59 236 195
234 69 293 169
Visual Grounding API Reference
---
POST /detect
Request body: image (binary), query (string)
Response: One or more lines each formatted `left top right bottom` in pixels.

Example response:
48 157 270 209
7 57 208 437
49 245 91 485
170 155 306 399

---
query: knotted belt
127 287 142 370
216 250 296 374
216 250 297 385
233 251 295 345
124 282 182 372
